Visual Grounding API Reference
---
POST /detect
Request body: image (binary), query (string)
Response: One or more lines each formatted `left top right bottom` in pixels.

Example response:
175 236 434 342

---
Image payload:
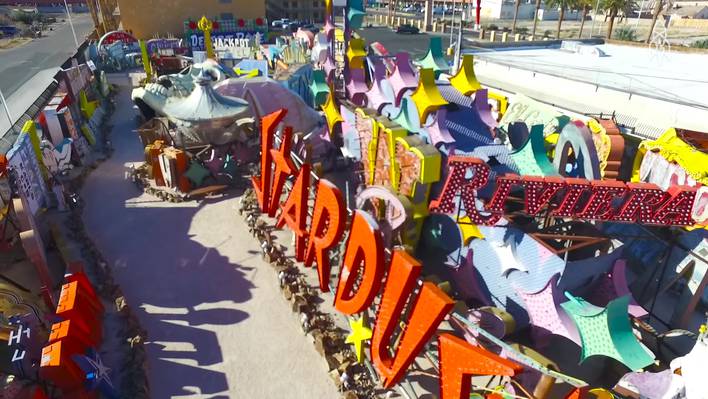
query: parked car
271 18 291 28
286 22 302 32
301 24 320 33
396 24 419 34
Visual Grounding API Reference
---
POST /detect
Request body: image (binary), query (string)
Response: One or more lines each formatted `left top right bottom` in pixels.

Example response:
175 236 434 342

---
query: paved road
81 75 339 398
0 14 94 97
358 26 451 58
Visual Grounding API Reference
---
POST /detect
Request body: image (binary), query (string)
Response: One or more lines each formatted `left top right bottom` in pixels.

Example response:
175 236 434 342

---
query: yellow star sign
321 89 343 136
457 216 484 245
410 68 449 124
449 54 482 96
346 317 372 363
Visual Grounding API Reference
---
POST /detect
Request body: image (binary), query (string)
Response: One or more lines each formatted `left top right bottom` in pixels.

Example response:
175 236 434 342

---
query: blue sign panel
187 32 261 51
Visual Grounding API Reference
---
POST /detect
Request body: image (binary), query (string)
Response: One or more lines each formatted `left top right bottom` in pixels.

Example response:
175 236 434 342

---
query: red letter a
276 164 310 261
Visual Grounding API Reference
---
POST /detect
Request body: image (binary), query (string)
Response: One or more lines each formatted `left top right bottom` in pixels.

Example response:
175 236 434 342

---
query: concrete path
81 74 339 398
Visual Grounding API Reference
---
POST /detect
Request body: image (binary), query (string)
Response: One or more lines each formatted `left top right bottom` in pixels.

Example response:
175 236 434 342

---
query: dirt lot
0 36 31 49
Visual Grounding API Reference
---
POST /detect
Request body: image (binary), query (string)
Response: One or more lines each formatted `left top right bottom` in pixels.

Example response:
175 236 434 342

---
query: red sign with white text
430 156 699 227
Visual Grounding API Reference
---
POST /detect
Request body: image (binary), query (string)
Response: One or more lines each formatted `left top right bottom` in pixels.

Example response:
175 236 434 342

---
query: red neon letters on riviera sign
429 155 699 226
253 110 522 397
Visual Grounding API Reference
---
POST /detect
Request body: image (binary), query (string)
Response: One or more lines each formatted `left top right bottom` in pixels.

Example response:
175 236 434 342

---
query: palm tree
646 0 665 43
546 0 576 39
602 0 632 39
511 0 522 34
577 0 593 38
531 0 542 39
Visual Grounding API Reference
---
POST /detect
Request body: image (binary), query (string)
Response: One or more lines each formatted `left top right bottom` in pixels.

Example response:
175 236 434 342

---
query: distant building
670 4 708 18
480 0 536 20
116 0 266 39
0 0 85 4
478 0 582 21
266 0 326 23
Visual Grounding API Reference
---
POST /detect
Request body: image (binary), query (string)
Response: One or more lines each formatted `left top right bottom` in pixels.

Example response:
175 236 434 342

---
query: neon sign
254 109 522 395
430 156 699 226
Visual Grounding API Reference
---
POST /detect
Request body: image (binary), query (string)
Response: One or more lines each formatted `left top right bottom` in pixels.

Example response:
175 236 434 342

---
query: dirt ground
0 37 31 49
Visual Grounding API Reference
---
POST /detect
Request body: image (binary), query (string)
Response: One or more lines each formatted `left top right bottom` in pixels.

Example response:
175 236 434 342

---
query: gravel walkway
81 74 339 398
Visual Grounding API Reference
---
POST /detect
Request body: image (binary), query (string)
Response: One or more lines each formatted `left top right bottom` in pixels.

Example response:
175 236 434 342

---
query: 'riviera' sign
430 156 702 227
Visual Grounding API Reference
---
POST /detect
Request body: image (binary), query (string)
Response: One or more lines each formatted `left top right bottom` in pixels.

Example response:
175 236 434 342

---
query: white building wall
480 0 546 20
538 8 582 21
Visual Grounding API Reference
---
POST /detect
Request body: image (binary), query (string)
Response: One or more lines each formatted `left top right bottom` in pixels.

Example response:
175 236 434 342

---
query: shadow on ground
81 74 254 397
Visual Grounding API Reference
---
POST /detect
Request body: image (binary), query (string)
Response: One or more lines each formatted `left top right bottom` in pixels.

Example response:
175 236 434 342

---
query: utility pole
0 88 13 133
449 0 456 44
63 0 79 47
590 0 601 36
453 17 463 72
634 0 647 27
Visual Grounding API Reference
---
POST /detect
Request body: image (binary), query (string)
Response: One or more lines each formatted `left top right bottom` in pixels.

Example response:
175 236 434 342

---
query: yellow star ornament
456 216 485 245
321 90 343 136
346 317 373 363
449 54 482 96
410 68 448 124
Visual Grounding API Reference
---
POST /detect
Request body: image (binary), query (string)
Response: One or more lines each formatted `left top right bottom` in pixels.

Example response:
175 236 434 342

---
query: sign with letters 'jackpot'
188 31 259 52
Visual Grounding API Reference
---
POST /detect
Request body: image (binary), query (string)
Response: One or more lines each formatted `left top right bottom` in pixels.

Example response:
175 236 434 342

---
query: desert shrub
0 13 14 25
10 10 36 25
690 39 708 49
615 26 637 42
